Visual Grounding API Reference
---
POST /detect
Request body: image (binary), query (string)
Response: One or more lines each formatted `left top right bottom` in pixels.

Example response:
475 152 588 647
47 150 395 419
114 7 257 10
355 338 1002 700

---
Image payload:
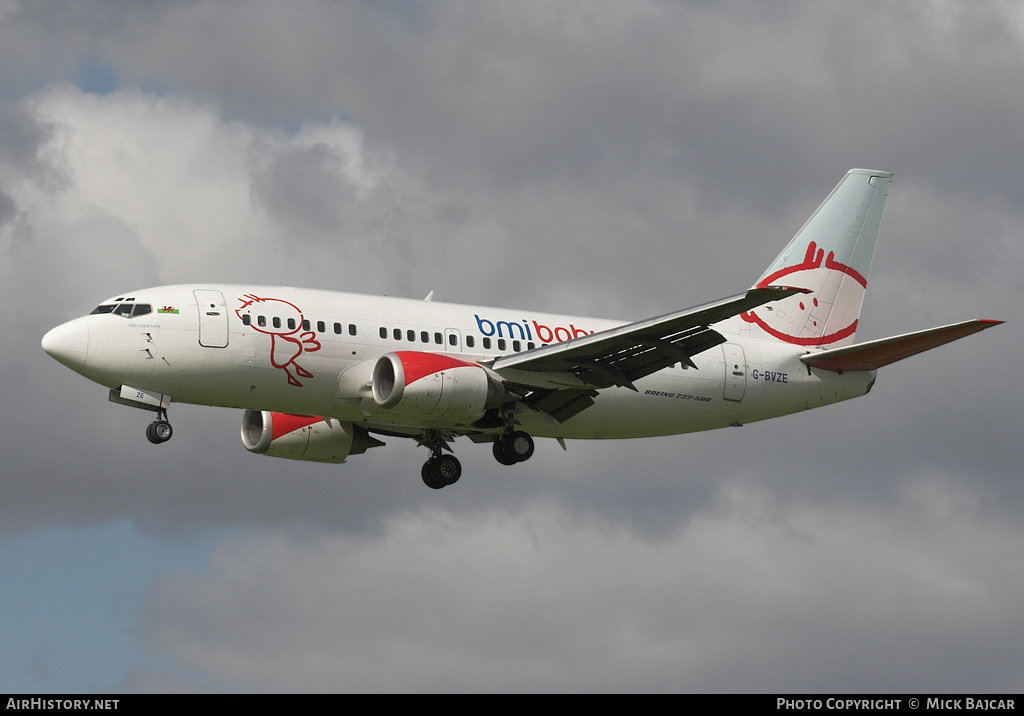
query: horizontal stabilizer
800 319 1003 372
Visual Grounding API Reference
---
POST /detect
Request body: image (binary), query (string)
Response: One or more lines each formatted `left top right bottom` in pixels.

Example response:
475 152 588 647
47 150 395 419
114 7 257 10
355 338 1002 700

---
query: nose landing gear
145 408 173 444
108 386 174 445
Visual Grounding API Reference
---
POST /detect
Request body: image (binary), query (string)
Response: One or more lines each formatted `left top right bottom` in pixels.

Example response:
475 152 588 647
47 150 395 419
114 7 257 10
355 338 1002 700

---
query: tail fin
742 168 892 347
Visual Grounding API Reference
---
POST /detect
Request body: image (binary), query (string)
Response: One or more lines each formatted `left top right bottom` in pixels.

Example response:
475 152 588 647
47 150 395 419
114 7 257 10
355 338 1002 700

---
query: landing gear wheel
493 441 518 465
422 461 445 490
495 431 534 464
507 431 534 462
432 454 462 486
146 419 173 444
421 455 461 489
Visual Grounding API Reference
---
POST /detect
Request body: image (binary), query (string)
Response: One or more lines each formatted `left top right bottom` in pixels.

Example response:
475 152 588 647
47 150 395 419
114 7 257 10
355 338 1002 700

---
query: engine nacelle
241 410 380 463
371 351 505 421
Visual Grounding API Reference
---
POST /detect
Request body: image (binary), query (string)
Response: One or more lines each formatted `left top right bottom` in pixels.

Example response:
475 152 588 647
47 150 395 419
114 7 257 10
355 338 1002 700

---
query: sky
1 0 1022 693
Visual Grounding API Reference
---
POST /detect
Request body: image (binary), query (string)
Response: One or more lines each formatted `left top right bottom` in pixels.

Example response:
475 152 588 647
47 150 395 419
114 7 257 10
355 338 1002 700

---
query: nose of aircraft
41 316 89 372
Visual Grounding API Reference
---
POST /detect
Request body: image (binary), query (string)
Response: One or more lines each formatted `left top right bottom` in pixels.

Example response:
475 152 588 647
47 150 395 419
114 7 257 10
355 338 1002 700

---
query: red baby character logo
741 241 868 346
236 294 321 386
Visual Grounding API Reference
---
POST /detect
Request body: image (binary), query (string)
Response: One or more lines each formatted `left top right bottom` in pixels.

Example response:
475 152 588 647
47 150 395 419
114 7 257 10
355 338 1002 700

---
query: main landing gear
493 430 535 465
420 430 462 490
493 409 535 466
145 408 173 444
422 453 462 490
419 416 536 489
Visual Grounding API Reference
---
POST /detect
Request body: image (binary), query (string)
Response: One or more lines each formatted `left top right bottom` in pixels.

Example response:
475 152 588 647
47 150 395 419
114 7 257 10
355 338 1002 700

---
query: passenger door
195 289 229 348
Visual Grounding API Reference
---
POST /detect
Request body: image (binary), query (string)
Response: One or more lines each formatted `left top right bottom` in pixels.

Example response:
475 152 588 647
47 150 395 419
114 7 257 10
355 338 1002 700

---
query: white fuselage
50 284 875 440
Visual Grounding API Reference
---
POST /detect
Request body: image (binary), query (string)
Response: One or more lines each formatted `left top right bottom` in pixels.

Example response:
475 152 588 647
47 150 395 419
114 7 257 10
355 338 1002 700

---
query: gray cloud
135 496 1024 692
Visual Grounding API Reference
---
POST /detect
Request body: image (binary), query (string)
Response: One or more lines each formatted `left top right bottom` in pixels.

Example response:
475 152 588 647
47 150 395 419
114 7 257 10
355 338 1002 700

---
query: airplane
41 169 1002 489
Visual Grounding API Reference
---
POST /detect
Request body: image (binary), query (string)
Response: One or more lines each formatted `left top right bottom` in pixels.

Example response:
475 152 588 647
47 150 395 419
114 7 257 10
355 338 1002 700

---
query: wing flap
525 388 600 423
800 319 1003 372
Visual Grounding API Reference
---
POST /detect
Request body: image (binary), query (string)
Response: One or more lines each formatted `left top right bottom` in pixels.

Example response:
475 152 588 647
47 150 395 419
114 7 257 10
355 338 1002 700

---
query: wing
799 319 1003 372
489 286 808 422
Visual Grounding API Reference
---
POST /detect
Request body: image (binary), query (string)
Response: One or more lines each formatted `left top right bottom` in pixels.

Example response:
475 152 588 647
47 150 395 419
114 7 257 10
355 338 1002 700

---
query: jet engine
241 410 382 463
371 351 505 421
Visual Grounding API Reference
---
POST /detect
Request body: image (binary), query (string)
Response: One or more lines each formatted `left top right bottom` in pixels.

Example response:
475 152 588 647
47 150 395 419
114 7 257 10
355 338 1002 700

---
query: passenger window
483 337 491 350
288 318 296 330
273 317 281 329
513 340 521 352
317 320 325 333
498 338 506 351
334 322 342 334
407 329 415 342
242 314 251 326
349 324 357 336
420 331 429 343
449 334 458 347
466 336 475 348
258 315 267 327
434 332 442 344
393 328 402 341
528 342 535 350
379 327 387 339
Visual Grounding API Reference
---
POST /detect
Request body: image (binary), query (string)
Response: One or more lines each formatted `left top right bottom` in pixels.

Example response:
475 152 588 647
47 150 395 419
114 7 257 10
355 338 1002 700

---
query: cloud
136 486 1024 692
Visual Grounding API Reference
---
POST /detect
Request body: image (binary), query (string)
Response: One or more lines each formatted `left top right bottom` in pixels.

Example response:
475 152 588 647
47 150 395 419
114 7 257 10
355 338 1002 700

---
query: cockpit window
91 303 153 318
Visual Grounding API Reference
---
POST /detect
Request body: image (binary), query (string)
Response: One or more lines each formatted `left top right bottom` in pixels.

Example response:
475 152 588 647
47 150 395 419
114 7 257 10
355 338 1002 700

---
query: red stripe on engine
394 351 477 384
271 412 321 438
